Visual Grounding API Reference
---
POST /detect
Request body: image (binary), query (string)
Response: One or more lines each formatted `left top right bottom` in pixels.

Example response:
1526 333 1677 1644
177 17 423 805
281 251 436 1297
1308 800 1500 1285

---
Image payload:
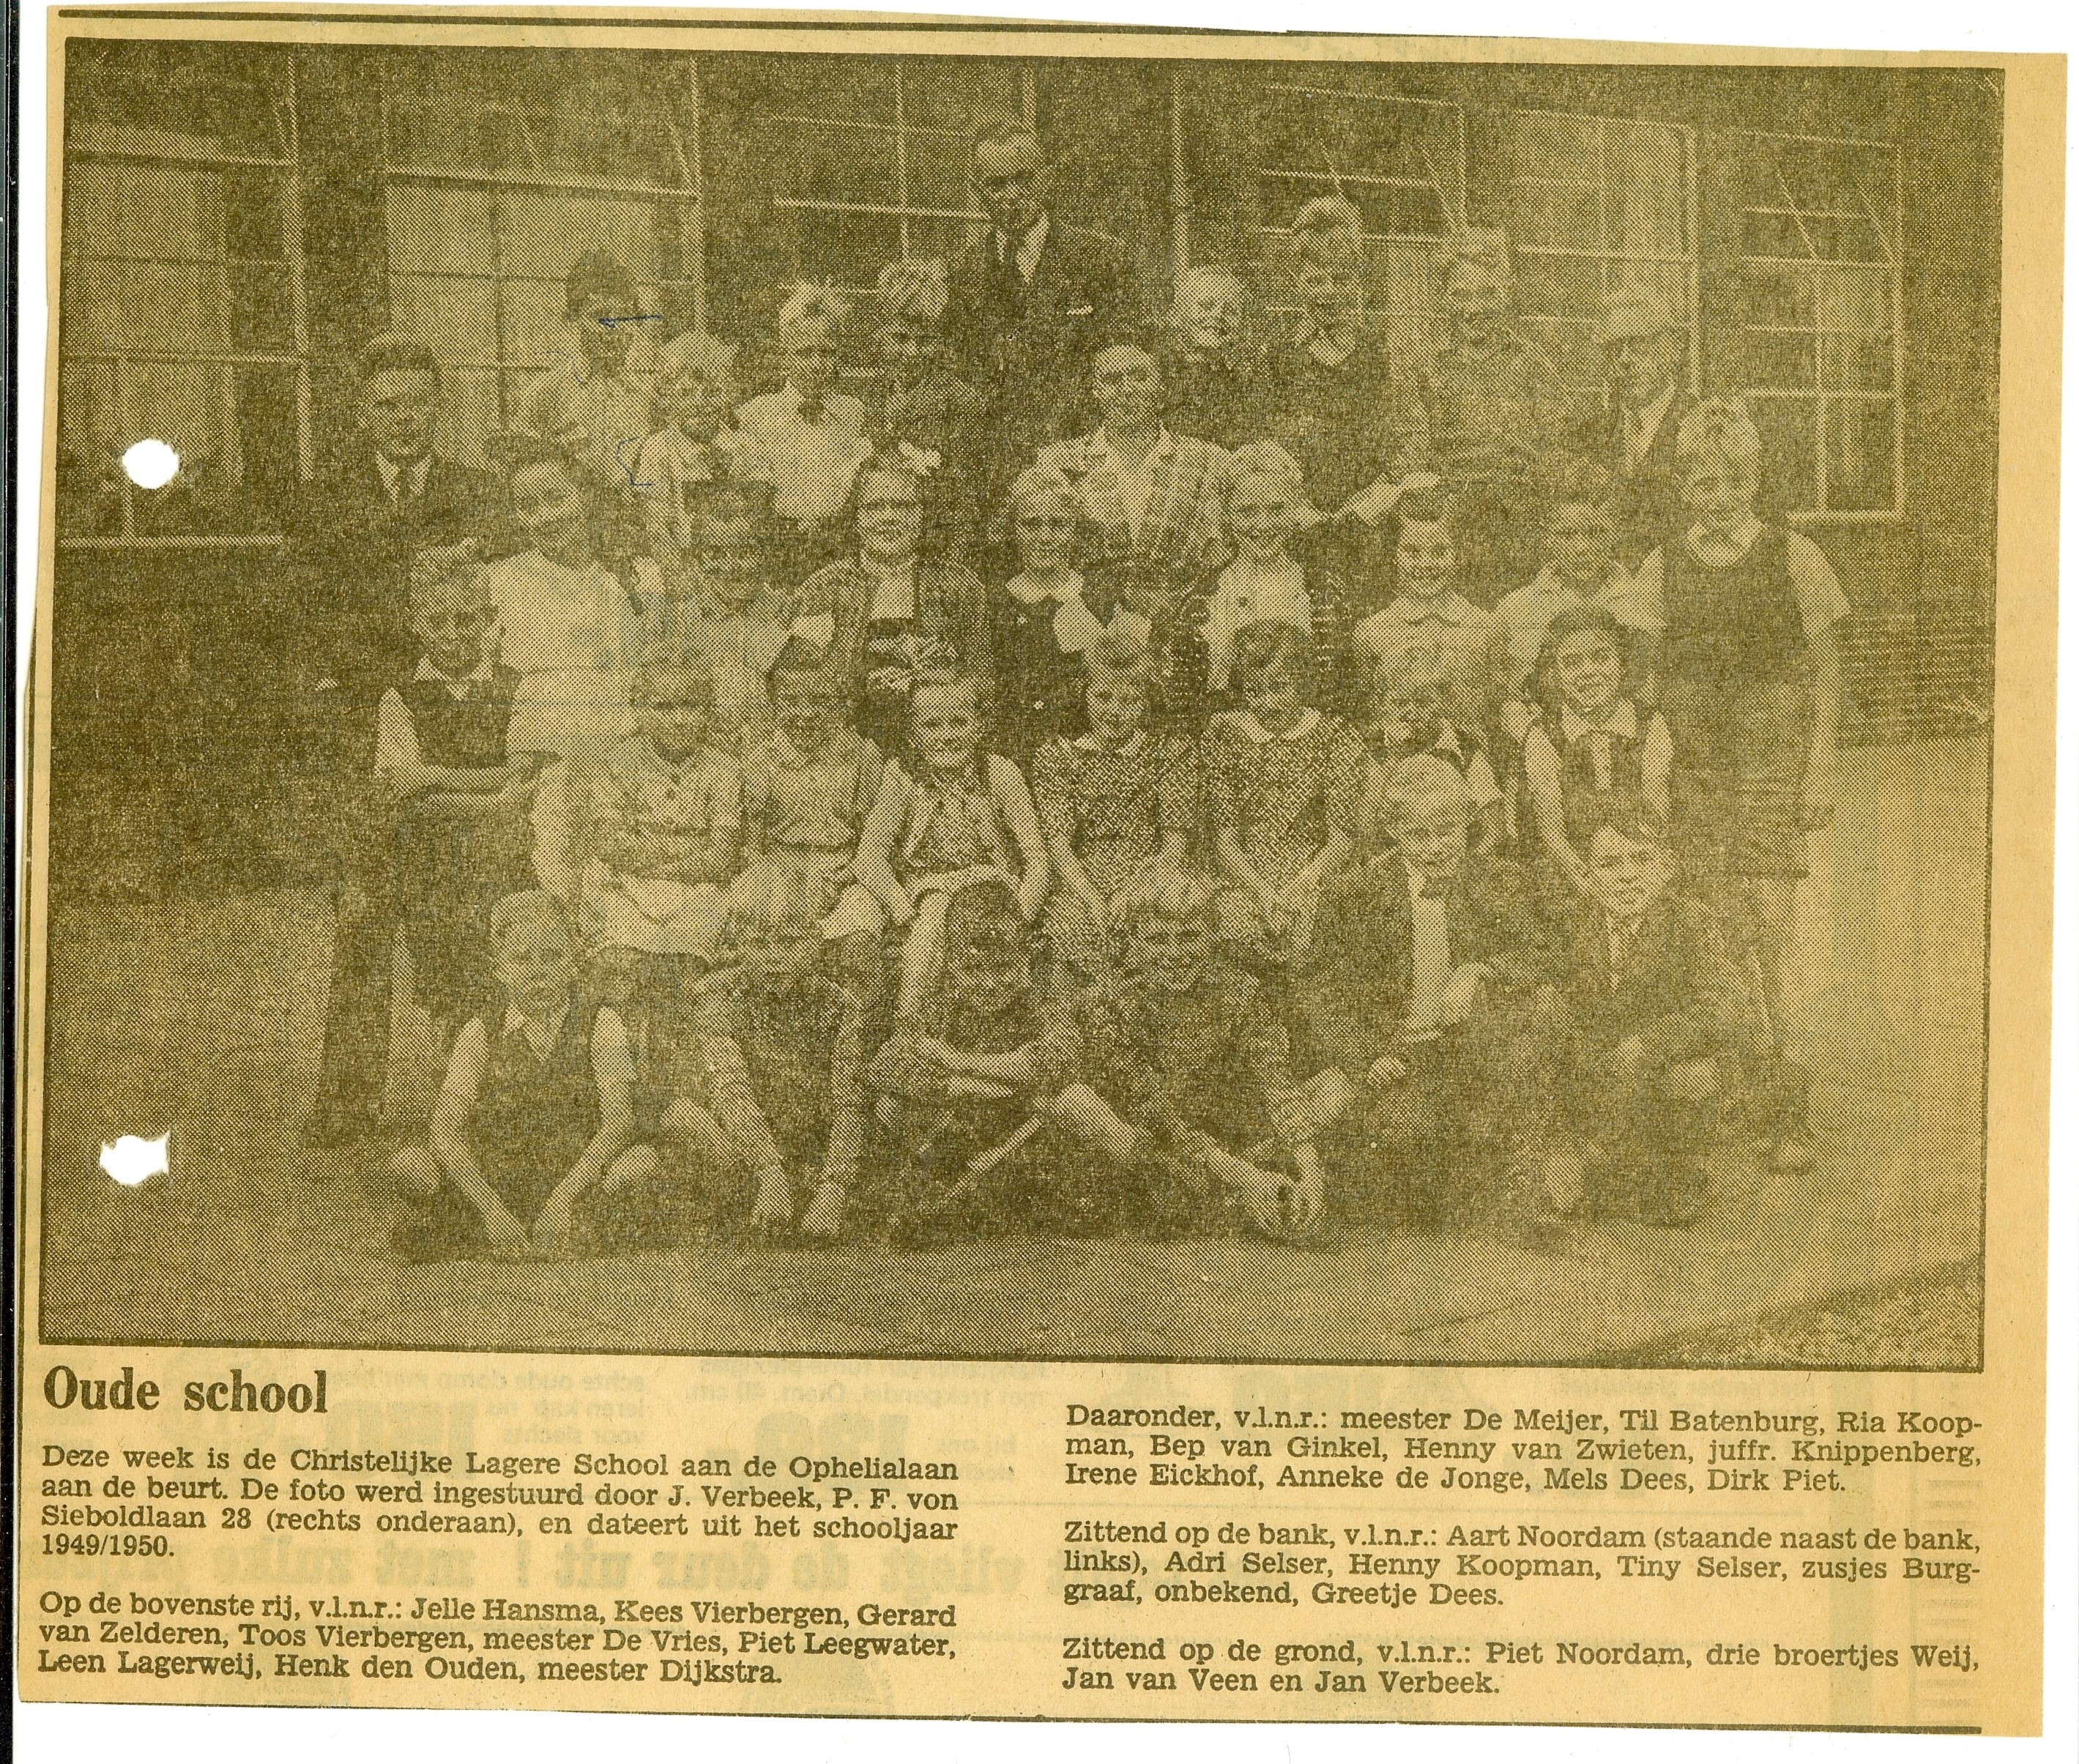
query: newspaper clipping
17 7 2060 1736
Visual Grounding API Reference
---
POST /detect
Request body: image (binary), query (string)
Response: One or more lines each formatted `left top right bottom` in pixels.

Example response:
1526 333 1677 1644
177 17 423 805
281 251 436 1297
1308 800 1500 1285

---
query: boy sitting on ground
1549 794 1764 1226
387 890 650 1261
1295 754 1561 1235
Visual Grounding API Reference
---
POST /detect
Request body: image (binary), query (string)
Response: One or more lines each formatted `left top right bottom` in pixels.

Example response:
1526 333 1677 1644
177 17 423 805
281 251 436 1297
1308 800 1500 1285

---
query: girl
994 461 1152 762
1637 398 1845 1168
1521 603 1673 904
793 449 994 759
851 667 1049 1021
1203 620 1367 970
742 637 888 994
1029 631 1198 989
1413 231 1575 603
1193 441 1362 724
485 445 657 766
730 284 872 585
535 660 743 975
873 258 990 567
634 330 743 585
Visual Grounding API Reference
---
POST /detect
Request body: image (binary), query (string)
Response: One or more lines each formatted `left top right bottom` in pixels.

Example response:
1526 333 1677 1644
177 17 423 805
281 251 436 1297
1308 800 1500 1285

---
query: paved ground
34 738 1988 1367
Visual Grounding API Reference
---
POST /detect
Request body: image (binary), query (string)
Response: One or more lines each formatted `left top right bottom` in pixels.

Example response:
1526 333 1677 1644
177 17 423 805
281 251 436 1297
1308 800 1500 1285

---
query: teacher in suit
945 119 1139 490
1597 287 1695 570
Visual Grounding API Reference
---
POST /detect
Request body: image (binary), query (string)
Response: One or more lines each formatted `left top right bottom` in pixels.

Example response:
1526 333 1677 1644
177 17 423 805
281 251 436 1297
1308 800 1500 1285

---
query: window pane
388 274 499 368
1749 395 1820 513
1511 185 1600 253
1514 251 1602 321
1735 261 1815 330
385 185 496 275
501 191 663 282
904 58 1021 131
794 211 905 291
1825 397 1897 511
1741 331 1818 392
788 122 903 208
229 262 296 352
1822 332 1895 393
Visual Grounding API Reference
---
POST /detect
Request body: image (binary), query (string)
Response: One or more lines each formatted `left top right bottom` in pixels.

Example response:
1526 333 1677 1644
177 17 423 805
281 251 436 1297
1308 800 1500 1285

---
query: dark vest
470 1003 603 1224
1664 526 1807 687
399 663 518 768
1538 707 1648 840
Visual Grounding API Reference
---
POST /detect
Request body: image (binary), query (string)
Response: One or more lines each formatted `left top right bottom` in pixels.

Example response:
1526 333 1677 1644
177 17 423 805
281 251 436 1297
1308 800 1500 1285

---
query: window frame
57 52 312 551
1730 124 1906 525
376 52 705 452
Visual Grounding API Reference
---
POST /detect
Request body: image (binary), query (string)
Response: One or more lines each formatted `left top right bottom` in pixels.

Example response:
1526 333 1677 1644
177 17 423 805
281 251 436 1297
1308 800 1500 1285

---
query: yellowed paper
17 7 2059 1735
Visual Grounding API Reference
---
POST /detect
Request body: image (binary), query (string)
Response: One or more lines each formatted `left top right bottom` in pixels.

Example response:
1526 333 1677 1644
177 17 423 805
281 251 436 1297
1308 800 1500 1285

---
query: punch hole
100 1132 170 1186
122 438 180 491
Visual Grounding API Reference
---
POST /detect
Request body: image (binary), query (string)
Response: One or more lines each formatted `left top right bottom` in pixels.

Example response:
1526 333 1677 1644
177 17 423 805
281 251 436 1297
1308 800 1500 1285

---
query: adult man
294 333 497 1146
945 120 1139 477
1597 286 1695 569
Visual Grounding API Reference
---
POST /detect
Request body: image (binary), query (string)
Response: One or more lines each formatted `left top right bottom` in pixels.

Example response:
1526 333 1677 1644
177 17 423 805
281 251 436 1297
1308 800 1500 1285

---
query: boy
1550 796 1763 1225
873 257 990 566
858 879 1085 1245
648 475 792 751
1295 754 1559 1232
388 891 649 1261
515 251 661 493
1366 652 1503 853
375 546 542 1073
1065 862 1328 1238
671 862 873 1238
1353 487 1506 747
1161 266 1258 448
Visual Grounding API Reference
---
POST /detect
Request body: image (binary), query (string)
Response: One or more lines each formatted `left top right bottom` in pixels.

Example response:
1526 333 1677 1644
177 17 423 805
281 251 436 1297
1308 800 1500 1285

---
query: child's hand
799 1180 847 1240
749 1168 793 1234
1228 1161 1287 1236
1366 1052 1410 1090
1282 1163 1325 1235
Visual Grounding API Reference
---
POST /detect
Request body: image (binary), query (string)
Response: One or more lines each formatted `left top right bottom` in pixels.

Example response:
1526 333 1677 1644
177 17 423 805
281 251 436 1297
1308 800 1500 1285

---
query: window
754 56 1033 294
57 42 310 543
1729 130 1903 518
380 51 702 468
1499 108 1697 395
1252 85 1465 362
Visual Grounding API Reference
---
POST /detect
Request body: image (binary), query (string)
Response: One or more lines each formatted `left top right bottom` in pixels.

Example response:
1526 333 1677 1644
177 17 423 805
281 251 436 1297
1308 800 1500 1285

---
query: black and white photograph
33 20 1998 1367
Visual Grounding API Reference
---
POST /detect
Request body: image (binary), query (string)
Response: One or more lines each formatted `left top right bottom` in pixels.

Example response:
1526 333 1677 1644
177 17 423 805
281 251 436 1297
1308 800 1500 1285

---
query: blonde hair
1676 397 1763 475
1380 752 1474 825
875 258 951 326
1226 440 1308 505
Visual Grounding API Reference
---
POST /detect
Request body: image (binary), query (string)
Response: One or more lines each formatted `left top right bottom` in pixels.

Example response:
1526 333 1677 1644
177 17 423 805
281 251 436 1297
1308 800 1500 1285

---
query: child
647 475 792 751
387 890 648 1261
1028 633 1198 989
1066 862 1328 1238
1634 398 1845 1169
1550 796 1763 1225
741 638 887 994
1366 650 1503 854
535 660 743 975
670 862 874 1239
994 461 1152 762
634 330 743 584
872 258 991 567
731 284 873 584
1294 754 1561 1233
515 251 661 496
793 450 995 759
1412 231 1575 603
1202 621 1366 970
1522 604 1673 905
1193 441 1361 724
373 546 541 1065
1161 266 1259 448
1352 485 1505 745
484 445 656 765
857 878 1086 1244
1492 461 1662 745
852 666 1049 1020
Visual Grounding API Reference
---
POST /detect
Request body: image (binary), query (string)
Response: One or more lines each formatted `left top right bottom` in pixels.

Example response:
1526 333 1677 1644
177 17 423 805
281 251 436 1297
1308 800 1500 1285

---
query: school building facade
52 36 1999 796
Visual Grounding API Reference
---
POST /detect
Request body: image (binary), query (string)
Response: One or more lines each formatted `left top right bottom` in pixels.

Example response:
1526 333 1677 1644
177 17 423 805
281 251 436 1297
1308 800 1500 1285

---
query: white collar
1428 725 1467 759
1216 554 1306 597
997 212 1050 276
1072 729 1148 756
413 656 495 692
1232 707 1320 745
1560 699 1639 743
1006 569 1086 607
1627 382 1678 443
1686 513 1764 560
1403 859 1452 903
375 452 431 496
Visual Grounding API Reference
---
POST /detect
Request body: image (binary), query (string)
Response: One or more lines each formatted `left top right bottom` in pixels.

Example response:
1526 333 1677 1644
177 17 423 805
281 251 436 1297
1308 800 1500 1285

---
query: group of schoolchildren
343 193 1844 1262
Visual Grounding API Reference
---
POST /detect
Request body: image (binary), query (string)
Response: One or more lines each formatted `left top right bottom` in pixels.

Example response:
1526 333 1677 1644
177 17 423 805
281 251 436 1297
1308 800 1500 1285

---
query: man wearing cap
515 250 662 491
1599 286 1695 569
945 120 1139 482
292 332 500 1145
